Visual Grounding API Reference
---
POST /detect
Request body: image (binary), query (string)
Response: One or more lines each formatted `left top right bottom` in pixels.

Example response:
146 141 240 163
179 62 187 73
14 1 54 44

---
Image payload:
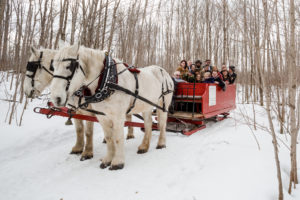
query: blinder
26 61 41 73
26 52 54 90
26 52 43 87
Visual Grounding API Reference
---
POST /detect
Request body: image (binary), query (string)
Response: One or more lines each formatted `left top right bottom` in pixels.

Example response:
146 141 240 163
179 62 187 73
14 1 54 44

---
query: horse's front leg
110 118 125 170
71 119 84 154
126 114 134 139
80 121 94 161
99 118 115 169
137 111 153 154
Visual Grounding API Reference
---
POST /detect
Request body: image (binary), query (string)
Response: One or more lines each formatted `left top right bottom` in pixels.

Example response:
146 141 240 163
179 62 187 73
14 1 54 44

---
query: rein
26 52 54 87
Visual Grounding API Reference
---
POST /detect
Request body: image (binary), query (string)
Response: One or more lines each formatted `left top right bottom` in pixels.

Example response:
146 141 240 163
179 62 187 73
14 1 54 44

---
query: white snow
0 76 300 200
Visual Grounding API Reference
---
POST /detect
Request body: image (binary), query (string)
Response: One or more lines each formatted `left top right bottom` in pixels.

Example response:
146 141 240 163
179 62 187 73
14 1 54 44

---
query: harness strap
117 64 139 76
50 60 54 71
82 108 105 116
107 82 167 112
52 57 85 91
39 52 43 59
161 81 165 111
42 66 53 76
160 69 166 111
159 73 174 98
126 73 139 114
53 74 70 80
67 103 106 116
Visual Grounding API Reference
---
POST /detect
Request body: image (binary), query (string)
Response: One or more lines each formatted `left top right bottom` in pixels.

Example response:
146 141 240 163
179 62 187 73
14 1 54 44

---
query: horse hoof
156 144 166 149
102 139 107 144
126 135 135 140
80 155 93 161
100 162 111 169
70 150 83 155
137 149 148 154
109 163 124 170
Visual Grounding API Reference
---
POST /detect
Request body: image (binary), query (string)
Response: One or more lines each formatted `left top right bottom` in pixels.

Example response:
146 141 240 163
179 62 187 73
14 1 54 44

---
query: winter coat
174 77 186 83
200 69 212 81
229 72 237 84
221 71 230 82
202 77 215 83
214 77 226 91
176 66 189 76
217 72 224 81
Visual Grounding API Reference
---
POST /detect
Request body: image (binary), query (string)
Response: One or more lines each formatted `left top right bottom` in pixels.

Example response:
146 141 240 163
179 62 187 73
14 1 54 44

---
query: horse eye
66 64 75 72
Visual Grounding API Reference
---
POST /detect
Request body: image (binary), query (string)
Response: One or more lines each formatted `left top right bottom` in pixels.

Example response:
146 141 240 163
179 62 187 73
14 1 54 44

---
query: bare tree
288 0 299 194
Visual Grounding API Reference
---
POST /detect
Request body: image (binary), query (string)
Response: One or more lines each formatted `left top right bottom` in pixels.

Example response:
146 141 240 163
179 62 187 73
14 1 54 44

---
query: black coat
202 77 215 83
229 73 237 84
214 77 226 90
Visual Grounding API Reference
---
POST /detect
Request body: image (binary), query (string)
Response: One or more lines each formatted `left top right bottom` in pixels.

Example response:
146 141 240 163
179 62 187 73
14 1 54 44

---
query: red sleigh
34 83 236 136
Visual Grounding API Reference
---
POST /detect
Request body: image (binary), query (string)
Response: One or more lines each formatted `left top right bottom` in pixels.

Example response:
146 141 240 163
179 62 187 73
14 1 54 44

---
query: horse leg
80 121 94 161
71 119 84 154
156 109 167 149
126 114 134 139
100 119 115 169
110 118 125 170
137 111 153 154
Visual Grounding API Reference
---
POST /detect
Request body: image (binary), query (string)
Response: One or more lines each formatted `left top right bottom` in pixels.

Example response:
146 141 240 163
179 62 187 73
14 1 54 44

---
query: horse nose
26 90 34 98
29 90 34 98
56 97 62 105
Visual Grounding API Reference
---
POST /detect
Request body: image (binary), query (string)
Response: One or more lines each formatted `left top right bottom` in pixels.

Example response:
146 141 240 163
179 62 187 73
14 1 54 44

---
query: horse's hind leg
126 114 134 139
156 109 167 149
80 121 94 161
71 119 84 154
137 111 153 154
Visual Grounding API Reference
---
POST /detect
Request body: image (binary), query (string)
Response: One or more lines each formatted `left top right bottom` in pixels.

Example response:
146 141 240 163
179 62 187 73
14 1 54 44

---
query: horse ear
30 46 39 57
58 39 67 49
70 42 80 55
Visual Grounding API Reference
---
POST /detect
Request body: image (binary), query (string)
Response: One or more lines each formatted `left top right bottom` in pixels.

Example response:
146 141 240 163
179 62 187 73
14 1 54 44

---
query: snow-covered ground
0 76 299 200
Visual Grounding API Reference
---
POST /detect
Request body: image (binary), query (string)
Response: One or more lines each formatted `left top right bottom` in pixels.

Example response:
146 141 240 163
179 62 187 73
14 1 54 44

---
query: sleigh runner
34 83 236 136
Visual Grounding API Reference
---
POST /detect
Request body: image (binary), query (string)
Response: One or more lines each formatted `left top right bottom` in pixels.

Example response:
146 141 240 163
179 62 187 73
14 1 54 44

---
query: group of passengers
173 59 237 91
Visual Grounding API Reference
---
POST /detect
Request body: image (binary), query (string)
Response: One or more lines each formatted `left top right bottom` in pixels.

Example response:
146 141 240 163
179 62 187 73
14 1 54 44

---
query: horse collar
74 54 118 108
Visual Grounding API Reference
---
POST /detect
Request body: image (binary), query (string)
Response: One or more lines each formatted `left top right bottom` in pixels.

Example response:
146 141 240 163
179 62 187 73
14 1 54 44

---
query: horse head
50 43 86 107
24 46 57 98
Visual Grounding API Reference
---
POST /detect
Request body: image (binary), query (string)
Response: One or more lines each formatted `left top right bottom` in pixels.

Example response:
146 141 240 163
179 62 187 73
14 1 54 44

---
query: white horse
24 46 134 161
50 44 174 170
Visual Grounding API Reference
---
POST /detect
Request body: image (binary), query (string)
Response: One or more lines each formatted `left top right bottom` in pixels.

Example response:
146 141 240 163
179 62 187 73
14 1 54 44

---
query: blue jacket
202 77 215 83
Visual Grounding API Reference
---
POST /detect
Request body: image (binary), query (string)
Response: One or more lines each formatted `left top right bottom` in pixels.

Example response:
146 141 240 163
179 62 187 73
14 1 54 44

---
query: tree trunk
288 0 298 193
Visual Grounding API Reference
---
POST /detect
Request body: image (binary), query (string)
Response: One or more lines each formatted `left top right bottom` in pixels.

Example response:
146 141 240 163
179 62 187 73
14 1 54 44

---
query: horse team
24 42 174 170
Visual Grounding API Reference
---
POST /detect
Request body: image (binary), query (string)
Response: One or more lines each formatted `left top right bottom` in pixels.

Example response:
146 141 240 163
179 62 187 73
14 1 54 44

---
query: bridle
26 52 54 88
52 56 86 91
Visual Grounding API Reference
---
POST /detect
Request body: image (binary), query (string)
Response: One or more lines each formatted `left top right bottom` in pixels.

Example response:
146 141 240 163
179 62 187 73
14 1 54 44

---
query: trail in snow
0 79 299 200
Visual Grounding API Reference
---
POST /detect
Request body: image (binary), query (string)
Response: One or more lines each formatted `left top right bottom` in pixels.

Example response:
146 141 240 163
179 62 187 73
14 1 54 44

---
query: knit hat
229 66 235 72
195 60 202 65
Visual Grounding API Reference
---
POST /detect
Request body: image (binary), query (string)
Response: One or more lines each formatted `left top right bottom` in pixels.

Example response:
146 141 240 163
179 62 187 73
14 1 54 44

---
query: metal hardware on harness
79 53 117 107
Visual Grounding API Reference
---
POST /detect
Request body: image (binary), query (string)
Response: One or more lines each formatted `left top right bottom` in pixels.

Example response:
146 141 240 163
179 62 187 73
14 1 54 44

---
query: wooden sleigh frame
34 83 236 136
